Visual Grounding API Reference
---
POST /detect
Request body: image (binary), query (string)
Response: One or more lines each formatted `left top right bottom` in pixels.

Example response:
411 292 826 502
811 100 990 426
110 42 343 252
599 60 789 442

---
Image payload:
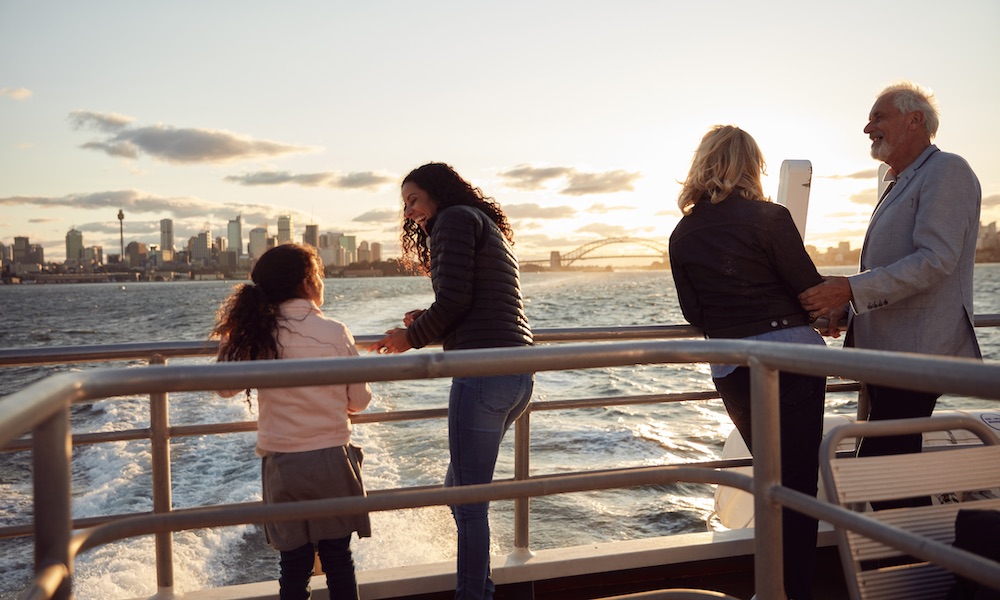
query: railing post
33 404 73 600
512 409 532 555
749 357 784 600
149 354 175 595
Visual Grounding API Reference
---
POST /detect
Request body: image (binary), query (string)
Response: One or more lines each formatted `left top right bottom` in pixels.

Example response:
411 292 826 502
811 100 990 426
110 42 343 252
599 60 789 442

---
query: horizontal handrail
3 340 998 451
2 324 999 600
1 313 997 368
0 325 704 367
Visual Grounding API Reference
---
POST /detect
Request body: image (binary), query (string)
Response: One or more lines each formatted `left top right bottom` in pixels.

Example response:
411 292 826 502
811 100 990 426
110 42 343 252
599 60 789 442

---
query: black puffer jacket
405 205 533 351
669 194 821 339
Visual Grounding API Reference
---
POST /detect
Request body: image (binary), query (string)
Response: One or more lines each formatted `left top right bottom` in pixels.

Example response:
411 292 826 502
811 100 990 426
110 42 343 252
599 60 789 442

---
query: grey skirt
261 444 371 551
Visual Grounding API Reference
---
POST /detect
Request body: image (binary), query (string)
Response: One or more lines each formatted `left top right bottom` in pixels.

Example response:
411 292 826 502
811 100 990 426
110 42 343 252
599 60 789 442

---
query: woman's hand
403 309 425 326
368 327 412 354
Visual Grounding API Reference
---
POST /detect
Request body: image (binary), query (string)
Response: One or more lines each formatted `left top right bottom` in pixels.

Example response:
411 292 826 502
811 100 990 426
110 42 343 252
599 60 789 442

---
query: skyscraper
303 224 318 248
277 215 292 245
65 228 84 263
371 242 382 263
160 219 175 253
249 226 269 261
227 215 243 257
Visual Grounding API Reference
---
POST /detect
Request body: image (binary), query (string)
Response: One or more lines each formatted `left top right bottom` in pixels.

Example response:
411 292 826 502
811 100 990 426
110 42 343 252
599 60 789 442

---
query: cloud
576 223 630 237
353 208 400 223
498 165 575 190
1 87 33 101
69 110 134 133
0 189 284 224
983 193 1000 209
225 170 393 190
70 110 312 163
587 203 634 214
848 188 879 206
562 170 640 196
498 165 640 196
824 169 880 180
503 203 577 219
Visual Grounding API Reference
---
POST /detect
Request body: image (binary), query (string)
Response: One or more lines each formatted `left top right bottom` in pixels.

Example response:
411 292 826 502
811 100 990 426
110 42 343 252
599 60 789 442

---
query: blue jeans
444 373 534 600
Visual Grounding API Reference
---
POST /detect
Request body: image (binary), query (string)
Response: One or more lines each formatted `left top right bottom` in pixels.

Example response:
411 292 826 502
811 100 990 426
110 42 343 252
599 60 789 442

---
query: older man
798 81 981 507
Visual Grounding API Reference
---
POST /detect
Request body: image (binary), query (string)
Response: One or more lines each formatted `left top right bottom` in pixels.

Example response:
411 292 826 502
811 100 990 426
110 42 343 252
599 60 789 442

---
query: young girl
213 243 372 600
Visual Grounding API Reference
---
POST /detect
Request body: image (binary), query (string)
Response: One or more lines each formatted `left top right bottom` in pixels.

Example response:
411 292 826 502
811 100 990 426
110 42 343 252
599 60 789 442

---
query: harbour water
1 266 999 599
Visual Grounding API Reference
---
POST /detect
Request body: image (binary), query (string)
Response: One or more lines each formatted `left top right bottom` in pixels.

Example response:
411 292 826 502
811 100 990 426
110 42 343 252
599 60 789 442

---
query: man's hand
798 276 852 321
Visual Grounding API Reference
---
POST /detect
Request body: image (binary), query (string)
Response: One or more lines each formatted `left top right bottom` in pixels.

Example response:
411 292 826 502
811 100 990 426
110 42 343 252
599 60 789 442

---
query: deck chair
819 415 1000 600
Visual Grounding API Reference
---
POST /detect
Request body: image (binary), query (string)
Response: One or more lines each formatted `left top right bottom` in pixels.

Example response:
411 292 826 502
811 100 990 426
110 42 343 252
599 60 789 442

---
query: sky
2 0 999 264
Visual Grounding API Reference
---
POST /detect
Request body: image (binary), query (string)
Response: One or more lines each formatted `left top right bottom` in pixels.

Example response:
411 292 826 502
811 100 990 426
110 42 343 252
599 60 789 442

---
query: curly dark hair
400 162 514 273
212 243 322 365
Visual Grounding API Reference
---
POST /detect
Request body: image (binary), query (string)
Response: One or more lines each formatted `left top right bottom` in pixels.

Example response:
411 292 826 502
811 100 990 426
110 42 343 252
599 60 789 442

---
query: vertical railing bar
149 354 174 595
749 357 784 600
32 404 72 600
513 410 531 554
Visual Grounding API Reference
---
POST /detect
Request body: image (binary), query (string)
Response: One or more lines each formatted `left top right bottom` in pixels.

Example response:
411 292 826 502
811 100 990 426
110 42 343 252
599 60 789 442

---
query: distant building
358 241 370 263
13 237 29 264
249 226 269 261
125 241 148 268
371 242 382 263
227 215 243 257
160 219 175 253
278 215 292 245
191 232 211 263
303 224 319 248
83 246 104 268
65 228 84 263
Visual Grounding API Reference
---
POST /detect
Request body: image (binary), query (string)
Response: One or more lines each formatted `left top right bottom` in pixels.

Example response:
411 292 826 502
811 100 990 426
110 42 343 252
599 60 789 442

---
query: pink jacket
222 298 372 453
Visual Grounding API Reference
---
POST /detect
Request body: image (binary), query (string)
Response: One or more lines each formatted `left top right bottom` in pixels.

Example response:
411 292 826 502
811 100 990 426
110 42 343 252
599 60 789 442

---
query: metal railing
2 320 1000 600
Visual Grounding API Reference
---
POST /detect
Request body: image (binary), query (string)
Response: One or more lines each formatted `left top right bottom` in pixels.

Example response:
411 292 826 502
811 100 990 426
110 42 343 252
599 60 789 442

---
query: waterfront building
13 237 29 264
160 219 175 253
248 227 269 261
358 241 370 263
227 215 243 257
191 232 211 264
277 215 292 245
333 234 357 266
65 229 84 263
83 246 104 268
0 240 8 263
371 242 382 263
303 224 318 248
125 241 147 269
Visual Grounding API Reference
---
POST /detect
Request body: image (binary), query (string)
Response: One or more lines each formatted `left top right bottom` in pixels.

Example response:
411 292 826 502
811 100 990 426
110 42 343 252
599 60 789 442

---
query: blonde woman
669 126 825 600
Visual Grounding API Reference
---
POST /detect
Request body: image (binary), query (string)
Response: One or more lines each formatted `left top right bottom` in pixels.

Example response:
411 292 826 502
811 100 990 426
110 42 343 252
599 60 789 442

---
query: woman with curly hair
371 162 533 600
214 243 372 600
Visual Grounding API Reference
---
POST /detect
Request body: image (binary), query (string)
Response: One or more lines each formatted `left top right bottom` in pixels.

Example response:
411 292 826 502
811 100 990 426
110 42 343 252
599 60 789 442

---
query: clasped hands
797 276 852 338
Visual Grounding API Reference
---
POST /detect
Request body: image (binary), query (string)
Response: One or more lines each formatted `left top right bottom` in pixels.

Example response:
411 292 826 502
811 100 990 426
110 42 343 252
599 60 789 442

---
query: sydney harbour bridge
520 237 669 269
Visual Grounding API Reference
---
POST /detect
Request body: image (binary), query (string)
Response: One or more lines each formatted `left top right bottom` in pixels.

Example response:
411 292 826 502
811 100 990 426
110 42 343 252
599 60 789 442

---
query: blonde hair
677 125 768 215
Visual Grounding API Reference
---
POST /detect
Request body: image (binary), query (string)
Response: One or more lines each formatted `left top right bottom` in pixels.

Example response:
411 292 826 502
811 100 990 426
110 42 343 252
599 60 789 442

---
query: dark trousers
714 367 826 600
278 537 358 600
857 383 939 510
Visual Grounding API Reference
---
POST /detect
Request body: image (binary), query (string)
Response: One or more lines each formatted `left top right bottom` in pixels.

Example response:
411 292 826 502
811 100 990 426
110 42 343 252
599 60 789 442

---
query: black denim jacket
668 194 821 339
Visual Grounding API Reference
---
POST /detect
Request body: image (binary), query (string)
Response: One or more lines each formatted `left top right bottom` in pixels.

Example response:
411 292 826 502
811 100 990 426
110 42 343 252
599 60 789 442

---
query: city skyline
2 2 999 263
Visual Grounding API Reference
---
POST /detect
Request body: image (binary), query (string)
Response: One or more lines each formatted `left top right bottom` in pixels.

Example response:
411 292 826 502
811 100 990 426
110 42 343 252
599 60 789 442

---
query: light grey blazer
848 145 982 359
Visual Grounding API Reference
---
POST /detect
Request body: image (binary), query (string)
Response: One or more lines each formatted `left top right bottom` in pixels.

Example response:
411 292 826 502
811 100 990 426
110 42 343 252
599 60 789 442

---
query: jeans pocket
476 374 530 415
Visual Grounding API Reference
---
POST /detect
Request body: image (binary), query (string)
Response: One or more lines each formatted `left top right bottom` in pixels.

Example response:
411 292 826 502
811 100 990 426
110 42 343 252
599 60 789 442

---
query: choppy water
1 266 998 599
